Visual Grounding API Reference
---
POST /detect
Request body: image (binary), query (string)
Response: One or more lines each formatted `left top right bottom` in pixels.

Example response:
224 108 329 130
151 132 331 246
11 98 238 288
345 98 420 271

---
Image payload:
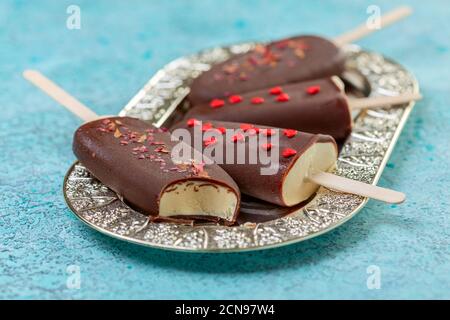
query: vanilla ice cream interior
159 180 238 221
281 141 337 206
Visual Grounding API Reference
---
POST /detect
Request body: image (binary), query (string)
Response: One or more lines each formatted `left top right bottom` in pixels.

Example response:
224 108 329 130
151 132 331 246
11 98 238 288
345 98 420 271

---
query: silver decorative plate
64 43 418 252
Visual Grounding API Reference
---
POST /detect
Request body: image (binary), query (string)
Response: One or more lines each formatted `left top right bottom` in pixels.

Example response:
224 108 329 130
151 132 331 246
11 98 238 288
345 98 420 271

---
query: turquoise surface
1 0 449 299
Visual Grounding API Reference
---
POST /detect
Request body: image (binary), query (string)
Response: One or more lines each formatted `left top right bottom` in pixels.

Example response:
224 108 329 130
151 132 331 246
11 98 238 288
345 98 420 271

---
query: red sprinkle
282 148 297 158
261 143 272 150
216 127 226 134
260 128 275 137
186 118 200 127
202 123 213 132
210 99 225 108
276 93 290 102
204 136 217 147
306 85 321 95
240 123 254 132
231 133 245 143
269 86 283 95
251 97 265 105
283 129 298 138
228 95 243 104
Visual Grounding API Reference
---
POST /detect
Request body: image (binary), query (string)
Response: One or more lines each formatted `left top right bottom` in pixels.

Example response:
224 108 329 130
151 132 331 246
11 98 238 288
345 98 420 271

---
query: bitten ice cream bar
22 70 241 224
172 120 338 206
170 120 406 206
73 117 240 224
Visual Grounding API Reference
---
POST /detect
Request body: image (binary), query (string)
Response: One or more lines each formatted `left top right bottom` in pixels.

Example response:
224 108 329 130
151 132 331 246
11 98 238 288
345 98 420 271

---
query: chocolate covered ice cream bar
188 7 413 106
184 77 352 141
172 120 338 206
73 117 240 224
188 35 345 106
184 76 422 142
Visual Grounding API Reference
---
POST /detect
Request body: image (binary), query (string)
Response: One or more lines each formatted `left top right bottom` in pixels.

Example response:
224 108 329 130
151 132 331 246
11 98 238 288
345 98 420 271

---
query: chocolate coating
184 77 352 141
188 35 345 105
73 117 240 224
172 120 337 206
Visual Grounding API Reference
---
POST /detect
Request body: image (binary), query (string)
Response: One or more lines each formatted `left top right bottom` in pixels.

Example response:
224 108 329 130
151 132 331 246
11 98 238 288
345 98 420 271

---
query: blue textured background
1 0 449 299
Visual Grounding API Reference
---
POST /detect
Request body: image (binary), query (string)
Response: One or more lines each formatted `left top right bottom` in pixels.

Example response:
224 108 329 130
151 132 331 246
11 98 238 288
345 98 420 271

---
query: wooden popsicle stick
348 93 422 111
23 70 99 122
309 171 405 204
333 6 413 46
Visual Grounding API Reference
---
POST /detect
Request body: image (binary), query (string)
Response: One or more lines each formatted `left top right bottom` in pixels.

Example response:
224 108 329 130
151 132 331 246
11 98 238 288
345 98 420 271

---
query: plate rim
63 165 369 253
